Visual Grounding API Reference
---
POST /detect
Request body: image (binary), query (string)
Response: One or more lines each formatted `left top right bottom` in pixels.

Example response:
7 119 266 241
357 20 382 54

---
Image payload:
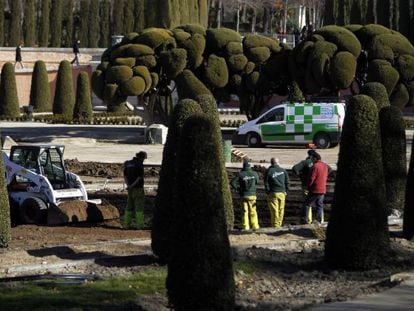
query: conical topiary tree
0 62 20 118
360 82 390 110
325 95 389 270
73 72 93 123
403 133 414 239
379 106 407 214
151 99 203 263
0 147 11 247
53 60 75 118
197 94 234 230
30 60 51 112
167 113 235 310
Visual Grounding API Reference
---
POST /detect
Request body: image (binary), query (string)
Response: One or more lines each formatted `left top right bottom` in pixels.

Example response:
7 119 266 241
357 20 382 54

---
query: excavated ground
2 160 414 310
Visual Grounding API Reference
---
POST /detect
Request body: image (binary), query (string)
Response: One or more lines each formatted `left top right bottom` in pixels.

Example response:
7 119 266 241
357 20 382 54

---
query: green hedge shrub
206 28 241 53
113 57 136 67
396 55 414 81
226 42 243 55
311 53 330 87
315 25 362 57
152 99 203 263
132 66 152 93
176 70 212 100
246 47 271 64
295 40 314 64
134 28 176 50
175 24 206 36
360 82 390 110
97 61 109 71
91 70 105 100
329 51 357 89
243 34 280 52
204 54 229 88
310 40 338 58
53 60 75 118
159 48 188 79
367 60 400 95
244 61 255 74
103 84 119 102
369 33 414 61
167 114 235 310
355 24 392 47
390 83 410 109
407 81 414 106
0 63 19 118
120 76 146 96
29 60 51 112
73 72 93 123
379 106 407 214
0 151 11 248
176 33 205 69
150 72 159 89
228 54 248 72
105 66 133 84
135 55 157 68
123 44 155 57
325 95 389 269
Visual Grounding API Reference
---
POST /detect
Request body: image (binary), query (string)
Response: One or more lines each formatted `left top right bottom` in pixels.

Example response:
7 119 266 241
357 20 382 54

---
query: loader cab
9 145 67 189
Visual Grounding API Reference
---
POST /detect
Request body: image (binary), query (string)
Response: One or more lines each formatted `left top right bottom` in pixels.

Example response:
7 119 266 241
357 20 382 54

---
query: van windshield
257 108 284 124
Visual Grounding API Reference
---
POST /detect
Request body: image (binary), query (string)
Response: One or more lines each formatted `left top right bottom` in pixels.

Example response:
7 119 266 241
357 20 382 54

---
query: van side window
257 108 285 124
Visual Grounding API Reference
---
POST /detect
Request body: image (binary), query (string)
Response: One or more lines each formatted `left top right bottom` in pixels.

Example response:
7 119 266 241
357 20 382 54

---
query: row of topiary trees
92 23 414 124
0 60 93 123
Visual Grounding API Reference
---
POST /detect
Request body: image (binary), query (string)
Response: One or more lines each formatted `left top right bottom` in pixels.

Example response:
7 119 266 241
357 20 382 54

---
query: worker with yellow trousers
231 159 260 231
265 158 289 228
123 151 147 229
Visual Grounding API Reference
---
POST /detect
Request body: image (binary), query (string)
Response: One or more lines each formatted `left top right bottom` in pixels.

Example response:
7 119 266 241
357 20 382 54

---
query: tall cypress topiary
23 0 36 47
123 0 134 35
50 0 63 47
39 0 50 47
112 0 125 35
79 0 89 47
53 60 75 118
0 148 11 248
30 60 51 112
62 0 73 47
151 99 203 263
403 133 414 239
88 0 100 48
9 0 22 47
167 114 235 311
325 95 389 270
324 0 338 25
133 0 145 33
73 72 93 122
0 63 20 118
379 106 407 214
99 0 111 47
0 0 4 46
197 94 234 230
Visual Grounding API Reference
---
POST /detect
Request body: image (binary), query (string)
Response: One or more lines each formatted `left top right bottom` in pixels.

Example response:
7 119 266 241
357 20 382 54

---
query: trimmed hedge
244 61 255 74
0 63 20 118
396 55 414 81
315 25 362 57
176 33 205 69
226 42 243 55
120 76 146 96
379 106 407 214
151 99 203 263
176 70 212 100
367 60 400 95
29 60 51 112
134 27 176 50
167 113 235 310
103 83 119 102
0 149 11 248
329 51 357 89
390 83 410 109
228 54 248 72
135 55 157 68
91 70 105 100
123 44 155 57
114 57 136 67
243 34 280 52
246 47 271 64
175 24 206 36
159 48 188 79
73 72 93 123
204 54 229 88
53 60 75 118
206 28 241 53
325 95 389 269
360 82 390 110
105 66 133 84
132 66 152 93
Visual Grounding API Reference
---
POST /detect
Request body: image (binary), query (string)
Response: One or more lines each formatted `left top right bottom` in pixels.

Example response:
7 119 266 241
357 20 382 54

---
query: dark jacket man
265 162 289 193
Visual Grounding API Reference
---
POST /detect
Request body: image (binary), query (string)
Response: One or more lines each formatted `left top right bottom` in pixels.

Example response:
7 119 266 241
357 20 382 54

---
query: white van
233 102 345 148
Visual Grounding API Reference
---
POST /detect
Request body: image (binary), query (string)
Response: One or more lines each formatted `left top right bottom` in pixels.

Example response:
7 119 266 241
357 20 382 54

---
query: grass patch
234 259 273 274
0 266 167 311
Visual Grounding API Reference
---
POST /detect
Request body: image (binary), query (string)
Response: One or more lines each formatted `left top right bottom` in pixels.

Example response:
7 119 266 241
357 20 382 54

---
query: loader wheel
20 197 47 224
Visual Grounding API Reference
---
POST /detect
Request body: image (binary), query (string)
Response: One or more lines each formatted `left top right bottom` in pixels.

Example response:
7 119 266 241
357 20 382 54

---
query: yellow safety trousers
123 187 145 229
241 196 259 230
267 192 286 228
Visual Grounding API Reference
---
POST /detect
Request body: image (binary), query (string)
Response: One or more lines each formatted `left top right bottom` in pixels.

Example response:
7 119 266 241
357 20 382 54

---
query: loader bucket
47 199 120 226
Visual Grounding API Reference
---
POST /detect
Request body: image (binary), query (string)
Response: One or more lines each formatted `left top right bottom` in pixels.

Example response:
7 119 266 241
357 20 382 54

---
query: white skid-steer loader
2 144 120 225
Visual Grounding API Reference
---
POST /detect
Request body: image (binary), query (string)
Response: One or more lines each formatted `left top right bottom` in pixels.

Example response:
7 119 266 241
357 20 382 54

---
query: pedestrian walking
265 158 289 228
15 43 24 69
231 159 260 231
123 151 147 229
302 151 330 224
71 40 81 66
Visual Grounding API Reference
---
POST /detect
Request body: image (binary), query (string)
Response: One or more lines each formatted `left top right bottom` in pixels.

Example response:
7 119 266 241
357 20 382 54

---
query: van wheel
247 133 261 147
314 133 331 149
20 197 47 224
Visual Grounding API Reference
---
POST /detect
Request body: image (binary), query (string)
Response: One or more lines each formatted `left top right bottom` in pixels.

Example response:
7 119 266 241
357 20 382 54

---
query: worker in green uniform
265 158 289 228
231 159 260 231
292 149 317 197
123 151 147 229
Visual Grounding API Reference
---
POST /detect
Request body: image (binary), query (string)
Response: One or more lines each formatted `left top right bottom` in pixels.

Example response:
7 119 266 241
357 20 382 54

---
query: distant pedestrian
71 40 80 66
302 151 330 224
231 159 260 231
265 158 289 228
15 43 24 69
123 151 147 229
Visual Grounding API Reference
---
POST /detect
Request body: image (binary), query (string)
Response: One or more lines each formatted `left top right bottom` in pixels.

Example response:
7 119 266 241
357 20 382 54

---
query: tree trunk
251 8 256 33
236 0 240 33
217 0 222 28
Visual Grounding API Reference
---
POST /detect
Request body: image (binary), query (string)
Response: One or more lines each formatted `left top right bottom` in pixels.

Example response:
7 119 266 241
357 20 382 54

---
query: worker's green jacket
231 168 259 197
292 158 313 186
265 164 289 193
